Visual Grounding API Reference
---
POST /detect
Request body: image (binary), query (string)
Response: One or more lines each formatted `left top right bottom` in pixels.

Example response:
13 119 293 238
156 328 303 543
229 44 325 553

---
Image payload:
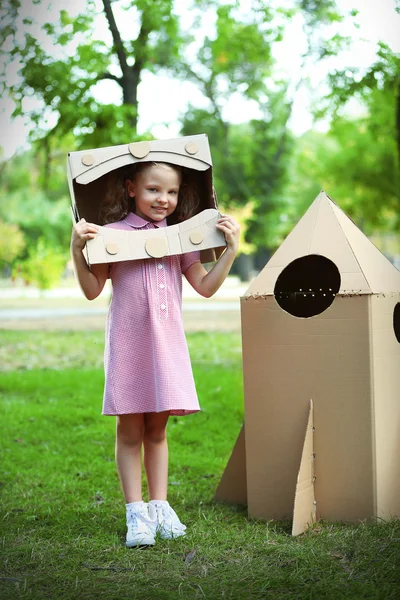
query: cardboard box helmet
67 134 225 264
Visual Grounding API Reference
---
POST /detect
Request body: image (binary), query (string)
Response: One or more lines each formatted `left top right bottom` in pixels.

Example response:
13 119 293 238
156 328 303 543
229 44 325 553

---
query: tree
0 150 72 251
0 0 356 270
0 220 25 271
321 43 400 171
308 40 400 230
14 237 67 290
279 91 400 239
1 0 184 152
178 2 294 259
179 0 346 256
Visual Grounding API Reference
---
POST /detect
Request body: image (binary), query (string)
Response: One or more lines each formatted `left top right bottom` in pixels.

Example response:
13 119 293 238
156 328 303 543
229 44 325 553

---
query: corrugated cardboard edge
244 191 400 297
368 296 378 520
213 424 247 505
292 399 317 536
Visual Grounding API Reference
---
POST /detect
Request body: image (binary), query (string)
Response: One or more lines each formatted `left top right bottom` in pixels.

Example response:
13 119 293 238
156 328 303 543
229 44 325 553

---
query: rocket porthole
394 303 400 343
274 254 341 318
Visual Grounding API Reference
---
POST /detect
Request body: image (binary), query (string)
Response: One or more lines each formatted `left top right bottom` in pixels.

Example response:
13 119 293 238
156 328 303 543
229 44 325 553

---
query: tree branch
102 0 129 76
97 72 122 85
132 18 150 76
183 66 226 126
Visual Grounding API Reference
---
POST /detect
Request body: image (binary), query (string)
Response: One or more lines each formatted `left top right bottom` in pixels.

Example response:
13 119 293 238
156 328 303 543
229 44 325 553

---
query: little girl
70 160 240 547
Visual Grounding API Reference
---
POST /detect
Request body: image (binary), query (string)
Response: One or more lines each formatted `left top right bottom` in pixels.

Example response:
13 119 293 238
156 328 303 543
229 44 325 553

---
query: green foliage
2 0 397 257
317 42 400 187
205 3 276 100
288 42 400 235
298 0 343 27
0 189 72 254
180 1 284 106
13 237 68 290
274 25 400 242
182 95 294 249
0 219 26 267
178 2 299 250
322 43 400 119
0 146 73 258
0 139 70 201
278 100 399 239
1 0 185 147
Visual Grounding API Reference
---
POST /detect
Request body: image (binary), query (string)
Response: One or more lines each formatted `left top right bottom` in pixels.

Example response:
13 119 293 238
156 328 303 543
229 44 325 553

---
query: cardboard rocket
215 191 400 535
67 134 226 265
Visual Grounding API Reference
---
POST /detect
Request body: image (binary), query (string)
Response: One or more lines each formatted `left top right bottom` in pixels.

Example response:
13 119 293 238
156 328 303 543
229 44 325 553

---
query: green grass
0 331 399 599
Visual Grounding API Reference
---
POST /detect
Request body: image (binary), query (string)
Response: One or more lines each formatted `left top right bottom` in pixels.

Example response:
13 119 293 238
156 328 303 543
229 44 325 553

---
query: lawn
0 330 399 600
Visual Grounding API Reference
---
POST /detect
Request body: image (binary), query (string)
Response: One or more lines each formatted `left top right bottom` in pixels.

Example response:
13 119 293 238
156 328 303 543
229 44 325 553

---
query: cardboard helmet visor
67 134 225 263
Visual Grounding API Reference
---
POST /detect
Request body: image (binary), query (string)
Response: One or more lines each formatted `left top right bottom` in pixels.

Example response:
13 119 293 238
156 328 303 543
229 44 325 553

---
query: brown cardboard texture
67 134 226 264
215 191 400 531
292 400 316 536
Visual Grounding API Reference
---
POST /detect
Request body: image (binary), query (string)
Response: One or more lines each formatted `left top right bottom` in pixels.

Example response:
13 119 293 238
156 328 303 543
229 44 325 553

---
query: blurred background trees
0 0 399 285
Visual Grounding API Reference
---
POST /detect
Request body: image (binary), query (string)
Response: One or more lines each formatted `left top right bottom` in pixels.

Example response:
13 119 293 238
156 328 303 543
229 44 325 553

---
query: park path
0 277 248 331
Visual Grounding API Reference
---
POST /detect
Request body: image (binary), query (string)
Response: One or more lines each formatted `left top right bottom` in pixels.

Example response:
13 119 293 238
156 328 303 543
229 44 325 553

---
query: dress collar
123 212 168 229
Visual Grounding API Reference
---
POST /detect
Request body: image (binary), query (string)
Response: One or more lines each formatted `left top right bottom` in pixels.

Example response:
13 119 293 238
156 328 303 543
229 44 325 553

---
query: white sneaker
125 501 156 547
148 500 187 540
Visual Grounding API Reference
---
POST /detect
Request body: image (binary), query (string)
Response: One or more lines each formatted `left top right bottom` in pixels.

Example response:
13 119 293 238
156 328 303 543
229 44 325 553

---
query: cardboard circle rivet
106 242 119 255
128 141 151 159
145 237 168 258
185 142 199 155
81 154 95 166
189 229 203 245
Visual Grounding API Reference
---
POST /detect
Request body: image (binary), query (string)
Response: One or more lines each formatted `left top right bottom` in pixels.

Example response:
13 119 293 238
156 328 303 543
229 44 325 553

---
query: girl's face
126 164 181 222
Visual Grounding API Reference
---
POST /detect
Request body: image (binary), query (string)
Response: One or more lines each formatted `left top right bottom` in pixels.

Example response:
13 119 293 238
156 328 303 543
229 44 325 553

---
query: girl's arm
184 214 240 298
70 218 109 300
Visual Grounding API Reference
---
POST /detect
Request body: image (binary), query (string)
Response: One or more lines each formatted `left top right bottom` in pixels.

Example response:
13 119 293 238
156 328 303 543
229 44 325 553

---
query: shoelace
157 504 186 532
127 508 150 534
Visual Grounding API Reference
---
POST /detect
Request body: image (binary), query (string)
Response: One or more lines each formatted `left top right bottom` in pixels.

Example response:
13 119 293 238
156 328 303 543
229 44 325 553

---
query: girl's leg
143 411 170 500
144 412 186 540
115 413 144 503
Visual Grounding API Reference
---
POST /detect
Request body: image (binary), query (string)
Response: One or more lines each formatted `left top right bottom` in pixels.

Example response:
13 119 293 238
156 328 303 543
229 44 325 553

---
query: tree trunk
121 70 139 131
102 0 140 132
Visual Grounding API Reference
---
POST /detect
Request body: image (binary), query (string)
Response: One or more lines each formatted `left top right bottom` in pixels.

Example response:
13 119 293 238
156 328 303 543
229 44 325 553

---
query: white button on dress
101 212 201 417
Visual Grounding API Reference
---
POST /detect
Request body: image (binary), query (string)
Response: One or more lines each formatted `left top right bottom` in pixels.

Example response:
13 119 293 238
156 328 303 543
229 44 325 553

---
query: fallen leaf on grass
329 552 354 576
310 526 323 534
330 552 345 560
75 472 90 480
184 549 196 564
91 492 105 505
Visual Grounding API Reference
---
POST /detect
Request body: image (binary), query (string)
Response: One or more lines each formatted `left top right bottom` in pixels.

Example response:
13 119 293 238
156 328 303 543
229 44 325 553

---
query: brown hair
98 162 200 225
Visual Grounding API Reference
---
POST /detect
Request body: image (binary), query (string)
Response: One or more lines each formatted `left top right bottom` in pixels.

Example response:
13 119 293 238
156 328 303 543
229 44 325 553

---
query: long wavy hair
98 162 200 225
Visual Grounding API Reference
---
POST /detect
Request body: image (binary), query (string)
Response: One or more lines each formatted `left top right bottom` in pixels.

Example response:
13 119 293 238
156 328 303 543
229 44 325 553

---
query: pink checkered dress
100 212 201 416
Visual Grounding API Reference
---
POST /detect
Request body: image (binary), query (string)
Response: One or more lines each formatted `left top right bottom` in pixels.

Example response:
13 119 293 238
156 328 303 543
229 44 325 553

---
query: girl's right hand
71 218 99 252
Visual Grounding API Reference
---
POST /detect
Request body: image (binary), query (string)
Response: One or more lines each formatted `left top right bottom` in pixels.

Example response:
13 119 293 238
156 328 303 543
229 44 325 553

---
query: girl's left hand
216 214 240 254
